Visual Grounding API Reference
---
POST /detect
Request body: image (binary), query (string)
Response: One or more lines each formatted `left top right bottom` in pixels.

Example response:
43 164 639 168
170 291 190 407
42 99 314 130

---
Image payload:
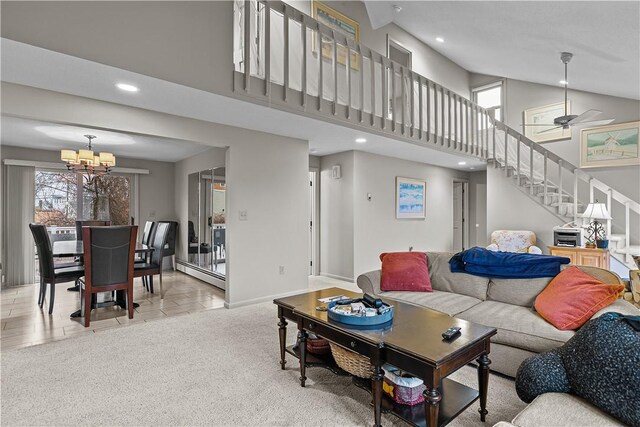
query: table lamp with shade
581 202 612 249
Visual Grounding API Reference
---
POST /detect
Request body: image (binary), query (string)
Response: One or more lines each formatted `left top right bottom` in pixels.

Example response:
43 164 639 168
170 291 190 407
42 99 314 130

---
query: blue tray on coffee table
327 300 394 327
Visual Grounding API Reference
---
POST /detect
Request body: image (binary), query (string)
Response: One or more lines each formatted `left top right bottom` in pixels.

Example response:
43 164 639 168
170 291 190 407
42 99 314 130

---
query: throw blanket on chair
449 247 570 278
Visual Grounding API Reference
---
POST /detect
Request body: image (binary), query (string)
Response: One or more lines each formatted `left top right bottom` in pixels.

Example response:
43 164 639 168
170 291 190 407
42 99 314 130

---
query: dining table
52 240 155 318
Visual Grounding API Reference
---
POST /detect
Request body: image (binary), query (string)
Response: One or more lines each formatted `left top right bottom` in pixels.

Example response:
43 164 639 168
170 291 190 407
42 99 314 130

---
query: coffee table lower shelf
285 345 479 427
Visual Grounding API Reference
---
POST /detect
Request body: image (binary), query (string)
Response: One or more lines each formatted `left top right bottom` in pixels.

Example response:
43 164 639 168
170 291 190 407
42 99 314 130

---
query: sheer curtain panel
4 165 35 286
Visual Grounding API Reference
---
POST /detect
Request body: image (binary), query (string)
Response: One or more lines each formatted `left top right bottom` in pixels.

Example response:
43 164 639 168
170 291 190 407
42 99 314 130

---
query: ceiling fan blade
537 125 564 134
568 109 603 125
570 118 615 128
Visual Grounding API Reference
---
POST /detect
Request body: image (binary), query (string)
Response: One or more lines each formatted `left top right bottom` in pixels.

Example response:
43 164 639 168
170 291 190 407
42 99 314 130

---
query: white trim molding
3 159 150 175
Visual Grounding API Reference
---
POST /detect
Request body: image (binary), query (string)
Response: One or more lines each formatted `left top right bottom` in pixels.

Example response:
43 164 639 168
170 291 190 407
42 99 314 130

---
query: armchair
486 230 542 254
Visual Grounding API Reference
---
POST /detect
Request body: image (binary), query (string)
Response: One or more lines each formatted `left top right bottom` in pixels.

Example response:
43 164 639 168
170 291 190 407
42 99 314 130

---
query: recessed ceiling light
355 138 367 144
458 161 466 165
559 80 568 85
470 167 476 170
436 37 445 43
310 149 318 154
116 83 139 92
392 5 402 13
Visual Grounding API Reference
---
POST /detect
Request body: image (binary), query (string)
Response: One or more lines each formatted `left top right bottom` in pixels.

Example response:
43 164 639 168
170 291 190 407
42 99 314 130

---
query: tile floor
1 273 357 352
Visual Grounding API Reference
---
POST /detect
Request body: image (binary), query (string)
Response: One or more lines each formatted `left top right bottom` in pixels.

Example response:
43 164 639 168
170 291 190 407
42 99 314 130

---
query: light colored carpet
1 303 526 426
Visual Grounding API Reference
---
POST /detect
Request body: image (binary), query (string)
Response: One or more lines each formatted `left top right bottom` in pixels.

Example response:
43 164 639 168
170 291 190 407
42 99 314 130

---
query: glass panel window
35 170 78 238
81 175 130 225
473 82 503 124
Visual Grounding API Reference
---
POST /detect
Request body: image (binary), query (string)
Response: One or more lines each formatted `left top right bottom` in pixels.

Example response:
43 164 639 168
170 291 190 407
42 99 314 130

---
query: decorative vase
596 239 609 249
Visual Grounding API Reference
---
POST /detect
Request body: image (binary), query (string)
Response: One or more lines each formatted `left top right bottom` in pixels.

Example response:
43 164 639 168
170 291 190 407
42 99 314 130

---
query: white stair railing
232 0 639 265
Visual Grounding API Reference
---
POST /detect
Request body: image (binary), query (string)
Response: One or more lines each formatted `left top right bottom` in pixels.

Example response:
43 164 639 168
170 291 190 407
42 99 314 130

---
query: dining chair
29 224 85 315
79 225 137 327
75 220 111 240
137 221 156 290
134 222 170 298
159 221 178 271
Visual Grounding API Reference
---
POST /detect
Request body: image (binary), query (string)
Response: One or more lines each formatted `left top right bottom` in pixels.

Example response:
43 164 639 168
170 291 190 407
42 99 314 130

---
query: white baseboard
176 262 225 290
319 272 355 282
224 287 309 309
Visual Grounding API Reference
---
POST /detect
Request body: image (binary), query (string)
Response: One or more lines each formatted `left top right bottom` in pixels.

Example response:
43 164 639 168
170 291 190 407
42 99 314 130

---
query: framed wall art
396 177 426 219
524 102 572 143
312 0 360 69
580 121 640 168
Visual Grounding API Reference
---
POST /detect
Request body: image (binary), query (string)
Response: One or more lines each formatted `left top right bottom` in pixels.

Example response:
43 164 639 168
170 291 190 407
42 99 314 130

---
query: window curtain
3 165 35 287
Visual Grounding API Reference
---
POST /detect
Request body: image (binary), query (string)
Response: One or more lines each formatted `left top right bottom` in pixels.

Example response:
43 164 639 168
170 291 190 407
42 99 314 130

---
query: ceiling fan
524 52 613 134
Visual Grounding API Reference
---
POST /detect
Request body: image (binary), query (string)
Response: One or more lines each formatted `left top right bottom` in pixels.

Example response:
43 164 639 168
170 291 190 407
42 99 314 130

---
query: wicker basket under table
329 342 374 378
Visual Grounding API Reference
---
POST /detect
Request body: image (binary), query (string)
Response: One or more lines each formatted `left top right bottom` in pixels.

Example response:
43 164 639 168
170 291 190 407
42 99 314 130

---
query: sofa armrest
527 245 542 255
590 298 640 320
356 270 382 295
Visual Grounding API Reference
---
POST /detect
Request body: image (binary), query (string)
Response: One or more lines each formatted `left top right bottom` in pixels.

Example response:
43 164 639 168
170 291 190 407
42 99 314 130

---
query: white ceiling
0 38 485 171
1 116 212 162
364 1 640 100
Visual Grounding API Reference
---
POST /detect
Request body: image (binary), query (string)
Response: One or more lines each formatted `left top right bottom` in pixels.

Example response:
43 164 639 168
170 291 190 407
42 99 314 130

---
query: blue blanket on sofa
449 247 571 278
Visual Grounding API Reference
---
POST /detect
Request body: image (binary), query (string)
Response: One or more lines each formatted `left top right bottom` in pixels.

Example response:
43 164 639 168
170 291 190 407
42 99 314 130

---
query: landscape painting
396 177 426 219
580 121 640 168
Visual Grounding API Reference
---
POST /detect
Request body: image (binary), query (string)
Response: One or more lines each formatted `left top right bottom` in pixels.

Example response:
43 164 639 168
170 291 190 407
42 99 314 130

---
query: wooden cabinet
548 246 610 270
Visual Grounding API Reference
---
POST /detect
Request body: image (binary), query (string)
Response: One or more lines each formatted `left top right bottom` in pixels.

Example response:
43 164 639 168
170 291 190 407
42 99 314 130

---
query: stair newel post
317 22 323 112
243 0 252 91
607 189 612 238
332 30 338 116
558 160 563 215
264 2 271 97
301 19 307 108
492 122 497 165
543 152 548 203
529 144 534 195
516 135 521 186
573 169 579 224
625 202 630 263
418 76 424 139
504 129 509 176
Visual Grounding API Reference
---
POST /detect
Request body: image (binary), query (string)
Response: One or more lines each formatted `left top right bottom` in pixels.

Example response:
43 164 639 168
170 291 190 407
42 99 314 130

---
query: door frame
309 167 320 276
452 179 470 251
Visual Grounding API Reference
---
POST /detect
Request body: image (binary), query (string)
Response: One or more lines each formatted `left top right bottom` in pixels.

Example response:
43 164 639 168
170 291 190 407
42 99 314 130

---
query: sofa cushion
380 252 432 292
534 266 624 330
381 289 482 316
488 277 552 307
456 300 574 353
426 252 489 300
511 393 624 427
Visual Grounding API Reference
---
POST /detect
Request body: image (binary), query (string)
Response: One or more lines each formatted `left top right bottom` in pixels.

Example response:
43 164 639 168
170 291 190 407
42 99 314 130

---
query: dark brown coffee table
274 288 497 427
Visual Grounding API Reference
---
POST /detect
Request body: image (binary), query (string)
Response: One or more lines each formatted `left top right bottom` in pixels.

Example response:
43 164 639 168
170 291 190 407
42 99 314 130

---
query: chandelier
60 135 116 178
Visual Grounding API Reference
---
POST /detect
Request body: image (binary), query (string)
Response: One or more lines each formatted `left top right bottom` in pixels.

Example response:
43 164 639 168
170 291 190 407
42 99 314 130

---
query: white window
473 81 503 122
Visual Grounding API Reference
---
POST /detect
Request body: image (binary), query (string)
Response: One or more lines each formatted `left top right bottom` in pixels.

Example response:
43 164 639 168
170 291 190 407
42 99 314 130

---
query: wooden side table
548 246 610 270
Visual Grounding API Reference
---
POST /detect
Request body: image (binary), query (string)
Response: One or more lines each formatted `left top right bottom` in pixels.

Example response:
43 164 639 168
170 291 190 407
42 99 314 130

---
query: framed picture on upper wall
312 0 360 69
524 102 572 143
396 177 426 219
580 121 640 168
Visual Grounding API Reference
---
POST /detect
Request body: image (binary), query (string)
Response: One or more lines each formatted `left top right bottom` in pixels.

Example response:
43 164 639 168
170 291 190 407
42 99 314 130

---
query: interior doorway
453 180 469 252
309 169 319 276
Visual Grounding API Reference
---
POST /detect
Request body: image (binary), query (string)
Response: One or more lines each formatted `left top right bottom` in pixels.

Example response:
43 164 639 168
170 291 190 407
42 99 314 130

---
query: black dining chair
75 220 111 240
134 222 170 298
159 221 178 271
136 221 156 290
79 225 137 327
213 227 225 268
29 224 85 315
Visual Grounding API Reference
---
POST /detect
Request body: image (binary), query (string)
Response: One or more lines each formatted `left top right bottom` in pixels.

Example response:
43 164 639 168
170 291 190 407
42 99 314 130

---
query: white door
453 182 464 251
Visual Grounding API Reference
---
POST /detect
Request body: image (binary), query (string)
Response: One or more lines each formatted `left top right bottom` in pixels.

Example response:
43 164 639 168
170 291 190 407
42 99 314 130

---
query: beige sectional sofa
357 252 640 378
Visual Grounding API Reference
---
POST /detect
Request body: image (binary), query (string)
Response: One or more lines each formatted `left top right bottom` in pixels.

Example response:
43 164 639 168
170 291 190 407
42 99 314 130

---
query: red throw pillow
379 252 432 292
534 266 624 330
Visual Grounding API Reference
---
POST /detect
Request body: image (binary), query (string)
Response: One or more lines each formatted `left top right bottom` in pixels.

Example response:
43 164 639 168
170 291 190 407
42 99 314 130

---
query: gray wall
319 150 472 280
1 1 235 97
319 151 355 281
2 83 310 308
285 0 471 97
468 171 487 247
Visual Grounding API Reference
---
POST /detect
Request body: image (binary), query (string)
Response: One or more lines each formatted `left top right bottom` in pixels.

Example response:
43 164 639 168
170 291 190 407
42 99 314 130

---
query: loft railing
232 0 493 157
232 0 639 264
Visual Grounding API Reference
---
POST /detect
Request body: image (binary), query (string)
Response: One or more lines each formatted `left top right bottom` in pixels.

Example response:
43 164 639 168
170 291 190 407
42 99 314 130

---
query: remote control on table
442 326 462 340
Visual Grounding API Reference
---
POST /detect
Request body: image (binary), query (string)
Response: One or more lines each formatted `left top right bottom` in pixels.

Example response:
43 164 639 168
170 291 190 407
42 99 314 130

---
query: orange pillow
534 266 624 330
380 252 432 292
